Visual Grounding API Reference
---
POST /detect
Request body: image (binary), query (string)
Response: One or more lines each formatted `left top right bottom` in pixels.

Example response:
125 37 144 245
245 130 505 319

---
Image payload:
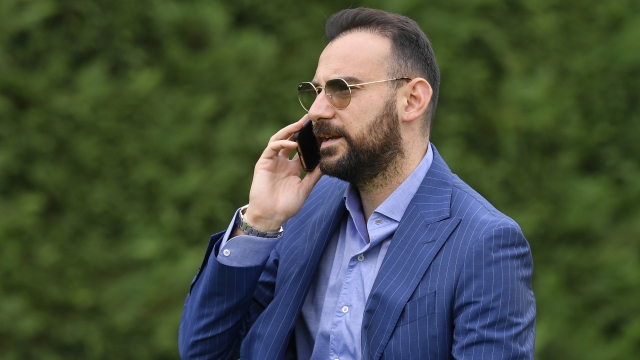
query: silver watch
234 205 284 239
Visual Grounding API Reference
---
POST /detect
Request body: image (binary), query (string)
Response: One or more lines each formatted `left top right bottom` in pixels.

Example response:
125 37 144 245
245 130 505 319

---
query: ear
399 78 432 123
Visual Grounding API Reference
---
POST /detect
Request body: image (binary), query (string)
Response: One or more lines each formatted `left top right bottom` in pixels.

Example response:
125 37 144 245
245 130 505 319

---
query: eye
333 89 350 101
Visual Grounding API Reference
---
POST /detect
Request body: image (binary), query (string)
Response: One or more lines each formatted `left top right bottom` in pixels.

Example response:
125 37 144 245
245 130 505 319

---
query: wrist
242 206 284 232
236 205 284 238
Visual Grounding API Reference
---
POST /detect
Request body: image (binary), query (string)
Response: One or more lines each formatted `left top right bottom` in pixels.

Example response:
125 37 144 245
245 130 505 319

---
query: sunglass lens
325 79 351 109
297 83 317 111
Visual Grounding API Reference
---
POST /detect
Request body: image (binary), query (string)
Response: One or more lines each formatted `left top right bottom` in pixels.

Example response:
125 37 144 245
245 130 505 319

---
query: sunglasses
297 77 412 112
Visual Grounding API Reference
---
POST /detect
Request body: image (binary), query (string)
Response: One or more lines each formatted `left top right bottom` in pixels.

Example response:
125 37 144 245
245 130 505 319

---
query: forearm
178 234 268 360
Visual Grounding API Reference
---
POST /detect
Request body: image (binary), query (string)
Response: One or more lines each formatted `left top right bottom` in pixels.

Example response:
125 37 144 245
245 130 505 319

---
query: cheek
344 108 376 136
350 91 393 121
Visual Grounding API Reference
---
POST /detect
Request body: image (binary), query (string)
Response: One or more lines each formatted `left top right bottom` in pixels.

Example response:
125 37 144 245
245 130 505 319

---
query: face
307 32 405 188
314 96 404 188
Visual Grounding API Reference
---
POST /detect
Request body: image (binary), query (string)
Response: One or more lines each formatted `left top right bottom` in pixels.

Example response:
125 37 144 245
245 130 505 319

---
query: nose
307 89 336 123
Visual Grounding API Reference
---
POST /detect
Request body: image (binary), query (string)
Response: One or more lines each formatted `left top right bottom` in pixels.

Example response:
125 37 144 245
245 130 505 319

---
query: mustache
312 121 349 138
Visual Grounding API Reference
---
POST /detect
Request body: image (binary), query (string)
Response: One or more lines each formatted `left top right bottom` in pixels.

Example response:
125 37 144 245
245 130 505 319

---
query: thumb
300 167 323 195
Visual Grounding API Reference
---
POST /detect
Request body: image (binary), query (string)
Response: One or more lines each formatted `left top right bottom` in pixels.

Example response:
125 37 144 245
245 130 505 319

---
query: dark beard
314 96 404 190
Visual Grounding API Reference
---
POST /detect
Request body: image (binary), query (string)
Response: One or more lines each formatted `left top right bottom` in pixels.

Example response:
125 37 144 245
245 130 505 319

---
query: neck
357 141 428 222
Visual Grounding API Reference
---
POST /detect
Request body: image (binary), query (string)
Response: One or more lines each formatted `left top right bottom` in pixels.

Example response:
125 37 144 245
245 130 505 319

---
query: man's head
325 8 440 130
307 8 438 191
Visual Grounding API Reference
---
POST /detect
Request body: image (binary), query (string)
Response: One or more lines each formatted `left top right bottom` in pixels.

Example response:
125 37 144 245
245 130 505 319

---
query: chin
318 154 353 181
319 148 343 167
318 156 338 174
318 157 336 172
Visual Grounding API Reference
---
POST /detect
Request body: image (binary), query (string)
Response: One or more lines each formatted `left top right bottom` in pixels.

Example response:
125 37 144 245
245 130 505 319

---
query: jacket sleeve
178 232 279 360
452 223 536 359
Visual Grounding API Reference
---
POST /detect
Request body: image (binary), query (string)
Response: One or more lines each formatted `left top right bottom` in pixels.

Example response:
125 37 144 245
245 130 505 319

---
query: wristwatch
234 205 284 239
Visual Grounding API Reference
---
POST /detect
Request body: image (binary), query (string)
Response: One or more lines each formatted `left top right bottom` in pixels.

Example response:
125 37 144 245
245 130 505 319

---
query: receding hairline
328 25 392 42
323 29 401 79
327 27 422 80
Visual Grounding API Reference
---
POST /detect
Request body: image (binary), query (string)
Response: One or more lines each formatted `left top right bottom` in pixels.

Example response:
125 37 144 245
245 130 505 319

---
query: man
179 7 535 360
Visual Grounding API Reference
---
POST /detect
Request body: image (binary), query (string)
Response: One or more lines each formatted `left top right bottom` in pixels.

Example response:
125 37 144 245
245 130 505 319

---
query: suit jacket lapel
286 178 347 279
362 148 461 360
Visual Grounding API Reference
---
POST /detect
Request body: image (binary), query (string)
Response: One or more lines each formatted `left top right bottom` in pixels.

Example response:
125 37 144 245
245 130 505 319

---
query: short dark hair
325 8 440 133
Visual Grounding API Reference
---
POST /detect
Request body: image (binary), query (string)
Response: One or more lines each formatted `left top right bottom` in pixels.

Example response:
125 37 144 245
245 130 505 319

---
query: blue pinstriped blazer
179 146 536 359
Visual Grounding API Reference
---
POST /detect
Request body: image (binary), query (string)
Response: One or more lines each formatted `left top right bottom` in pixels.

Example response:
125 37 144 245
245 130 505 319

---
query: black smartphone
293 119 321 171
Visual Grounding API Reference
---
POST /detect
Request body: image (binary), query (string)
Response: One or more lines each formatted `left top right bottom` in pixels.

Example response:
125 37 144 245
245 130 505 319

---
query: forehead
314 31 392 83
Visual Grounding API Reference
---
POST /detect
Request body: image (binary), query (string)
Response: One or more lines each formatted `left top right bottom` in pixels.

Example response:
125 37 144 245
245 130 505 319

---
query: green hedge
1 0 639 358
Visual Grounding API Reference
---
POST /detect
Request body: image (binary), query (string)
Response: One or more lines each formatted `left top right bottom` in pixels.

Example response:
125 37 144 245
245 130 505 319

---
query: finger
281 141 298 159
300 165 323 194
269 116 309 142
289 152 304 173
280 116 309 158
262 139 299 159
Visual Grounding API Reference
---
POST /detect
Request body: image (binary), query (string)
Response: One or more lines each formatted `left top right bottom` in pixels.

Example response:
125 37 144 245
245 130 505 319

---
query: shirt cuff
217 208 280 267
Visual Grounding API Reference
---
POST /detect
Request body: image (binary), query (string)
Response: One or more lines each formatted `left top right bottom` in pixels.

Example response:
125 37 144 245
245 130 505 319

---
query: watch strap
234 205 283 239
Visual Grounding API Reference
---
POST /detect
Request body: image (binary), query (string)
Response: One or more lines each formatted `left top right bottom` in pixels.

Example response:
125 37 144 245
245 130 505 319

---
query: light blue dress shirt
218 143 433 359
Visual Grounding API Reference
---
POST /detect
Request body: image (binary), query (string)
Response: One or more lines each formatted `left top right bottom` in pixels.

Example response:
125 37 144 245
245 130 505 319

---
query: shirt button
222 249 231 256
375 219 383 225
342 306 349 313
357 254 365 261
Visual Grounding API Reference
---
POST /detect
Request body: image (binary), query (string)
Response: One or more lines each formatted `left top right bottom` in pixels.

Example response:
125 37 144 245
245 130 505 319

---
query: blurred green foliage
1 0 639 358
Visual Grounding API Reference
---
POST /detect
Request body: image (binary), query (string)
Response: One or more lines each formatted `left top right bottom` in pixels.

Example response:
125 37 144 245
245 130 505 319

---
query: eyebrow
341 76 363 85
311 76 364 87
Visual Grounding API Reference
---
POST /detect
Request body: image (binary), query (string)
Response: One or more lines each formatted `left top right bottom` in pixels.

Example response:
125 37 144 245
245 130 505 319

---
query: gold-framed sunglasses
297 77 412 112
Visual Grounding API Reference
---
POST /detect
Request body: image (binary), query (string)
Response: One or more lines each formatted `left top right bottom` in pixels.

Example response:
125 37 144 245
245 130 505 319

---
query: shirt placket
329 217 370 360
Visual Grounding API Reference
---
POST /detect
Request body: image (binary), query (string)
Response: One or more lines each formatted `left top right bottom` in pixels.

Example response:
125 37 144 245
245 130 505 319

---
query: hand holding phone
293 119 321 171
239 118 323 235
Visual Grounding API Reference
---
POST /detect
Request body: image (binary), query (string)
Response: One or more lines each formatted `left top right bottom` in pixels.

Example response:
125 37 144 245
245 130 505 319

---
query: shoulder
450 175 513 220
447 173 527 254
423 144 523 238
